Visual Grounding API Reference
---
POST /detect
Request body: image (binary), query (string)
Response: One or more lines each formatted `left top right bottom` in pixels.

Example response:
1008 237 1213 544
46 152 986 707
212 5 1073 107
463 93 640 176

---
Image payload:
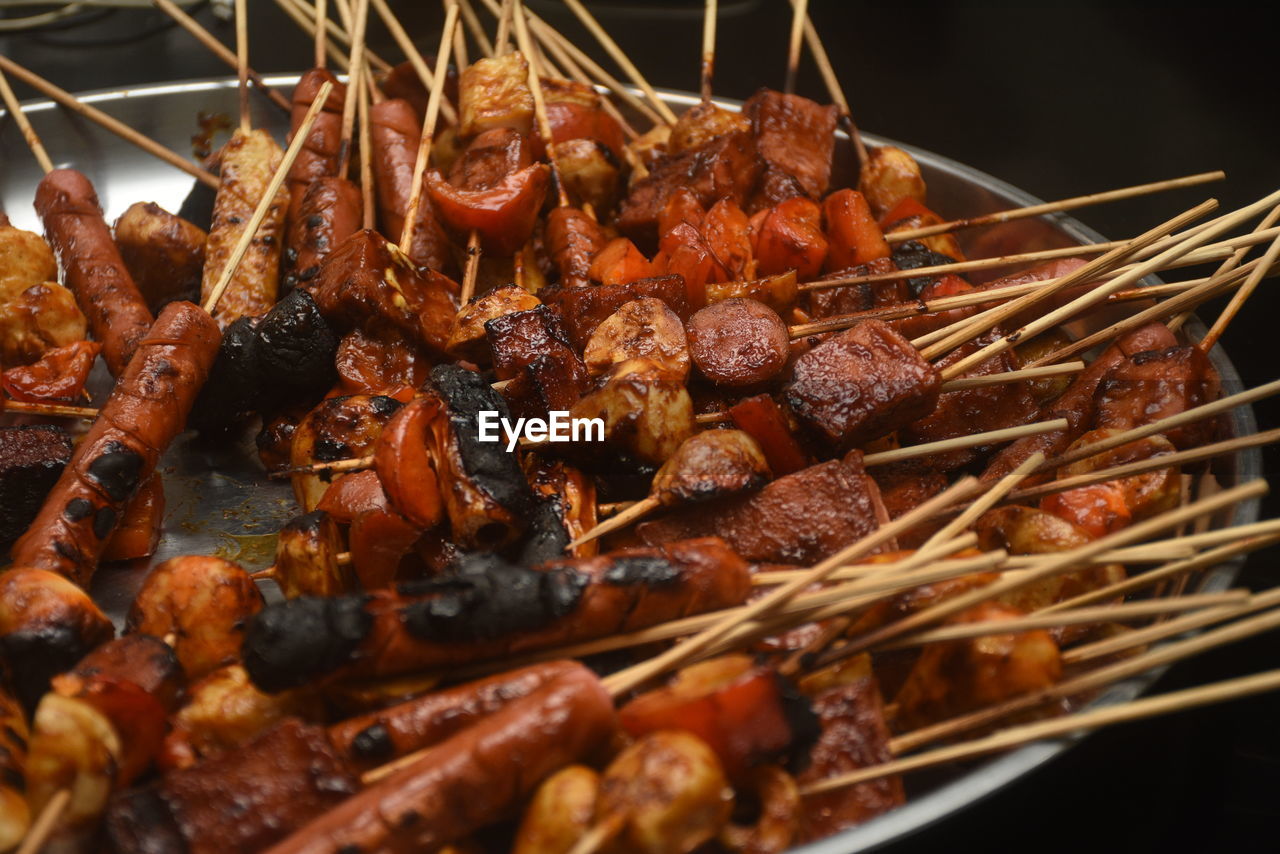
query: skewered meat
283 68 346 229
290 394 401 511
369 97 455 272
105 718 358 854
1095 344 1219 449
727 394 810 476
0 424 71 548
542 77 625 159
2 339 99 403
34 169 155 375
201 129 288 327
718 765 802 854
0 281 88 368
639 454 885 565
785 319 941 449
333 326 430 399
426 163 552 255
486 304 578 380
583 296 689 380
242 538 750 690
272 510 355 598
521 455 599 561
283 176 363 293
652 430 771 506
541 274 690 349
569 358 695 465
459 52 535 137
114 201 207 313
744 88 838 200
447 283 542 361
10 301 221 585
126 555 265 681
546 206 607 289
687 297 790 387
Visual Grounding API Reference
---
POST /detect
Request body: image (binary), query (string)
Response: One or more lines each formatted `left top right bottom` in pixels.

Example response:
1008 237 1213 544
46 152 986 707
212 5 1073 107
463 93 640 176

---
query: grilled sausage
546 206 606 288
262 662 615 854
687 297 789 387
114 202 208 313
9 302 221 586
201 129 288 327
283 176 363 293
369 97 454 272
285 69 346 222
34 169 155 375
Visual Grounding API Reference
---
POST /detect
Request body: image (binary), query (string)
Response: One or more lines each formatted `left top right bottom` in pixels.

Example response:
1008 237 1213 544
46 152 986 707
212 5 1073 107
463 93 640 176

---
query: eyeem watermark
477 410 605 452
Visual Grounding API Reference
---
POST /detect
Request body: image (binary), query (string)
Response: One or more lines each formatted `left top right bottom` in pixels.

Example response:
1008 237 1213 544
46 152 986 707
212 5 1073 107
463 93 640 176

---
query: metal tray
0 77 1262 853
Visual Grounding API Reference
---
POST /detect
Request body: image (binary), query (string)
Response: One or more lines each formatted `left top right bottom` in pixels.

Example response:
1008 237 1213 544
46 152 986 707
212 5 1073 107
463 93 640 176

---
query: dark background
3 1 1278 851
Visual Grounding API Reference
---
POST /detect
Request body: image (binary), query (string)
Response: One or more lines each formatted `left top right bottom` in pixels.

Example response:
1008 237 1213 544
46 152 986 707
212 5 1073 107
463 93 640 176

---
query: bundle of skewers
2 0 1280 851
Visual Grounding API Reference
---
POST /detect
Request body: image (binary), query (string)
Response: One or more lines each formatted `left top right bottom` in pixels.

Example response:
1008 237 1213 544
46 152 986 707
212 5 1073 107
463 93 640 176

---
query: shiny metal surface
0 78 1262 852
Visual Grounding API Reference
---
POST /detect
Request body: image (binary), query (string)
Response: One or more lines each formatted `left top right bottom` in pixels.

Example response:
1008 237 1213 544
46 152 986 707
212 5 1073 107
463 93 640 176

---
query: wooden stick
938 361 1083 392
936 195 1266 380
561 0 678 125
784 0 808 94
370 0 459 125
151 0 292 112
0 56 219 188
358 58 376 230
806 668 1280 796
1024 258 1266 367
817 480 1266 665
1065 586 1280 666
1200 209 1280 351
400 1 460 251
494 0 515 55
459 230 483 304
337 0 370 177
314 0 329 67
458 0 495 58
700 0 718 102
921 199 1216 362
204 82 334 313
452 0 471 68
15 788 70 854
235 0 251 134
887 170 1227 244
1009 427 1280 506
861 419 1068 468
602 477 981 696
512 0 570 207
0 65 54 173
891 593 1280 754
1042 530 1280 616
568 496 659 550
287 0 393 71
790 0 866 166
4 400 99 419
274 0 352 69
877 590 1249 651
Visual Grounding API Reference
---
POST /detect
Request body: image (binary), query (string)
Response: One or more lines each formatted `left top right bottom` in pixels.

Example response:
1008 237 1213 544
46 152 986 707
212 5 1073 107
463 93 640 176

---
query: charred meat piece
744 88 838 200
520 455 598 563
104 718 357 854
617 131 762 248
447 284 542 362
255 287 339 399
541 274 691 350
807 257 906 320
113 202 207 313
1095 345 1218 449
242 538 750 690
485 305 578 381
639 455 885 565
784 319 941 450
0 425 71 548
449 127 536 190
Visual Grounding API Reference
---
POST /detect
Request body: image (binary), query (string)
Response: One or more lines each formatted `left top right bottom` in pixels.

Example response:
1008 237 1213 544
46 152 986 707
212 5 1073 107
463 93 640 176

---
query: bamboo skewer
15 788 70 854
561 0 679 125
235 0 252 134
286 0 392 71
1064 587 1280 666
513 0 571 207
784 0 809 95
458 0 495 58
0 66 54 174
314 0 329 67
204 82 335 313
358 51 376 230
807 668 1280 796
150 0 292 112
892 590 1280 754
700 0 718 102
602 477 982 696
789 0 866 166
337 0 370 177
861 419 1068 467
3 400 99 419
920 199 1216 362
400 1 461 252
370 0 459 125
525 9 638 140
876 591 1250 652
938 361 1084 391
887 170 1227 244
494 0 515 55
0 56 219 188
1200 210 1280 351
273 0 351 68
817 480 1266 666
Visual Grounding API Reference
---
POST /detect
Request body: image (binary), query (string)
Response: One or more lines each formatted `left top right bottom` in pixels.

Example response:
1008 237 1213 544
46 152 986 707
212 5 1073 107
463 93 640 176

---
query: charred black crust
85 441 143 503
256 289 339 398
398 553 586 643
93 506 118 540
516 494 572 566
63 497 92 523
891 240 957 298
429 364 535 516
242 596 373 692
104 782 187 854
283 510 327 536
1 624 106 714
603 556 681 586
350 723 394 762
776 671 821 776
190 315 262 432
